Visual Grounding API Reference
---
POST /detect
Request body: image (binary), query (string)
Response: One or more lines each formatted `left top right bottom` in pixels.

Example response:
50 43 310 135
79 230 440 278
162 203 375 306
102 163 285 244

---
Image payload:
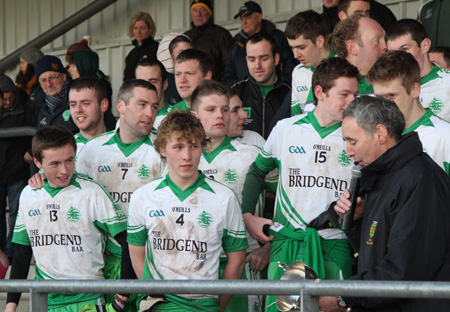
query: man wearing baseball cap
184 0 233 81
224 1 296 86
33 55 78 133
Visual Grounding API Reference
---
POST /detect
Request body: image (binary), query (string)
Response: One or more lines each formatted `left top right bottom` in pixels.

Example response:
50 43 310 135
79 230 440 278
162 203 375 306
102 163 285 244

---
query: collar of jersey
155 172 214 202
293 111 341 139
358 76 373 94
75 132 89 144
156 102 171 116
421 66 442 85
42 172 81 198
402 108 435 135
103 129 153 157
202 136 236 163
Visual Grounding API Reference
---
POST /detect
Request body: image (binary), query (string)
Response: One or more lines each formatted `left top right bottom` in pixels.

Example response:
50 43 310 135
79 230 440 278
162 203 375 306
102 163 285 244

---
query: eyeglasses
39 74 61 84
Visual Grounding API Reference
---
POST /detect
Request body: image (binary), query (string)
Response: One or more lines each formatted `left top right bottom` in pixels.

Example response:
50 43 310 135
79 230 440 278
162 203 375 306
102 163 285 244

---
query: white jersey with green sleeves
76 129 166 216
13 173 127 307
256 111 353 240
420 66 450 122
403 109 450 175
127 173 248 299
232 130 266 149
199 137 262 253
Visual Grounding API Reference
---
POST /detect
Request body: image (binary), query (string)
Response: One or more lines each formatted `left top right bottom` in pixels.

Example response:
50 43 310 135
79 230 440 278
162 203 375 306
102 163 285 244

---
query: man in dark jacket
231 33 290 139
319 96 450 312
33 55 78 133
321 0 397 34
224 1 297 86
184 0 233 82
0 75 37 261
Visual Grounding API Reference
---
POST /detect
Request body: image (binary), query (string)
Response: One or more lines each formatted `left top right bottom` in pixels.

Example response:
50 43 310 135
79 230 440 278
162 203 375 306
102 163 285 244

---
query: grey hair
343 95 405 142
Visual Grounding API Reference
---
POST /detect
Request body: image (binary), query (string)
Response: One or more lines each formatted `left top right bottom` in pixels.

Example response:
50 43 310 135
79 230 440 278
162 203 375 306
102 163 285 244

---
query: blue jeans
0 180 28 259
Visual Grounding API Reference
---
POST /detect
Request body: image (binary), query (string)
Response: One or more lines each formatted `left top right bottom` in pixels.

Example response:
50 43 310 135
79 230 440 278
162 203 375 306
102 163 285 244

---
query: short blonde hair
129 12 156 38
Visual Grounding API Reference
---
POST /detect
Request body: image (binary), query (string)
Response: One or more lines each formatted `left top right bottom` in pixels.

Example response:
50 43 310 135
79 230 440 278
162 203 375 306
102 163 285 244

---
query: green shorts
49 297 104 312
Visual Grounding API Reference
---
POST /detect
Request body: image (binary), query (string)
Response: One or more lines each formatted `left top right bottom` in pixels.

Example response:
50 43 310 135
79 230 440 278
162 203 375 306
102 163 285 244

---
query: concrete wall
0 0 427 107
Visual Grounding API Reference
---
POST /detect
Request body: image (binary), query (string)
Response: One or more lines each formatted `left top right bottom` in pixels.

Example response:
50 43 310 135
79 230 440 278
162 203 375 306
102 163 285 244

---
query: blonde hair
129 12 156 38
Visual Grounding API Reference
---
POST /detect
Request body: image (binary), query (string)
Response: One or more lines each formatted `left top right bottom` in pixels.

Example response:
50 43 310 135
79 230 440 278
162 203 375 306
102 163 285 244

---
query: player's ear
117 99 126 115
190 109 198 118
33 157 42 169
100 99 109 113
314 85 325 101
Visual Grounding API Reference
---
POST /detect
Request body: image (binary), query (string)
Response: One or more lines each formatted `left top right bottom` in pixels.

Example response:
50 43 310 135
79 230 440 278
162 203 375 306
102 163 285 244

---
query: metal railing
2 279 450 311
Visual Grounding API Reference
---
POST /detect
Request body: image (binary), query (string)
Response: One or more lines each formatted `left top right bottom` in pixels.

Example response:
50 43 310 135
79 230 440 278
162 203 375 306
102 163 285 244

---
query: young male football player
69 77 110 154
386 18 450 122
5 126 132 312
241 57 360 312
285 10 336 115
191 80 266 312
367 50 450 175
127 110 247 312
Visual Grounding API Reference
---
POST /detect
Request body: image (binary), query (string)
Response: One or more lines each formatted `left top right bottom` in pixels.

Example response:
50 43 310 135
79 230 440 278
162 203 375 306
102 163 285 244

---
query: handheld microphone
342 164 362 231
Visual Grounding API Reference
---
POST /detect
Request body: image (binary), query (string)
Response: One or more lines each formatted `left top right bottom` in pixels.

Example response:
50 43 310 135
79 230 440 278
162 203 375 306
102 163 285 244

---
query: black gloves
307 202 340 230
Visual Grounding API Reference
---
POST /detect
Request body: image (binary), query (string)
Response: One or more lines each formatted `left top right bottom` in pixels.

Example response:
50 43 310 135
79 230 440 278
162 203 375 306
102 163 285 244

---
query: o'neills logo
153 237 207 252
30 234 81 247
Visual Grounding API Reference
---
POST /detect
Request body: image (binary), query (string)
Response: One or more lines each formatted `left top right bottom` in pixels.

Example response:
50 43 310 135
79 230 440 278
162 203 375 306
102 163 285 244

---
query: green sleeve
241 162 270 214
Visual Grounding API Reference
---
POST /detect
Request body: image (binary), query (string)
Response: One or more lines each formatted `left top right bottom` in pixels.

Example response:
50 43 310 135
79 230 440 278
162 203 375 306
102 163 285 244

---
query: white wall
0 0 426 110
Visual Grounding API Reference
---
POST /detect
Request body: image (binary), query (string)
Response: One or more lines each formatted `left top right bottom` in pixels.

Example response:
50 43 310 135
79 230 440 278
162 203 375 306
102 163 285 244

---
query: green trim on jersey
169 99 189 112
42 173 82 198
75 132 89 145
155 172 215 202
294 111 342 139
202 136 237 163
358 76 373 94
421 66 442 85
103 129 153 157
403 109 435 135
157 102 171 116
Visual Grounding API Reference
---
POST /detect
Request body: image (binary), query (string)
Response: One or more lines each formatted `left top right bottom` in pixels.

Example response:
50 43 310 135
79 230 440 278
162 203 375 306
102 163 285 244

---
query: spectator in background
0 75 37 263
337 0 370 20
33 55 78 133
321 0 396 34
66 47 116 130
429 46 450 70
184 0 233 81
224 1 296 86
418 0 450 48
123 12 159 82
15 48 44 101
231 33 290 139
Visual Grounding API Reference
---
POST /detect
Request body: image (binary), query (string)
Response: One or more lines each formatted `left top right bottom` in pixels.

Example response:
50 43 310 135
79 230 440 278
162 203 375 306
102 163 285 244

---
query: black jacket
231 72 290 139
224 19 297 86
345 132 450 311
184 19 233 81
321 0 397 34
0 94 37 184
123 36 159 81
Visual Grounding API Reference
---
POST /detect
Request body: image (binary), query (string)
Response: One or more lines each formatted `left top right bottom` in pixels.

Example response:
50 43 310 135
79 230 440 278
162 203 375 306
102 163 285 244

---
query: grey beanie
0 74 19 94
20 48 44 67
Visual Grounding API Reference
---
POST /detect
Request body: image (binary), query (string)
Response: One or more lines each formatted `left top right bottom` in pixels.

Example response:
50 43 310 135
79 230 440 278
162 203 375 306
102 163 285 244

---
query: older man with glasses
33 55 78 133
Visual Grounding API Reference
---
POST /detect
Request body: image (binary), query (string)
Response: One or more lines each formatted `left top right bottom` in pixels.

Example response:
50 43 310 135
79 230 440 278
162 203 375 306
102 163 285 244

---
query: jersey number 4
176 214 185 226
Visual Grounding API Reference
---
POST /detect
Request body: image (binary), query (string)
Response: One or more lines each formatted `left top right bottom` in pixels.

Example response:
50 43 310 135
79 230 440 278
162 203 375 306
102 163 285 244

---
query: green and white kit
13 173 127 308
127 173 248 311
420 66 450 122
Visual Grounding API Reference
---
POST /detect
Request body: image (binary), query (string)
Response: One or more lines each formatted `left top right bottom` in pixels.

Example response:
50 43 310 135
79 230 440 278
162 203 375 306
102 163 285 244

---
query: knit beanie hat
72 50 100 77
19 48 44 67
35 55 67 79
191 0 212 15
0 74 19 94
